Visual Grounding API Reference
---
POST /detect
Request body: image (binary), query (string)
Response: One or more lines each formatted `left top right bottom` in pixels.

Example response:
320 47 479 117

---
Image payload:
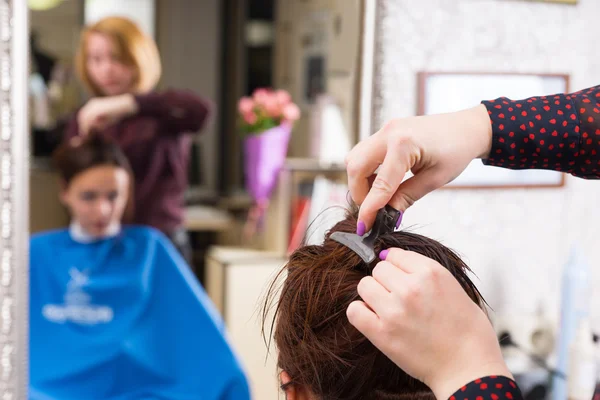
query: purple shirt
65 90 213 234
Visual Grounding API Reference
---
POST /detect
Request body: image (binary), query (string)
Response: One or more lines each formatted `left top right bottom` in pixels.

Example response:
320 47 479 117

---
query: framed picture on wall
517 0 577 3
417 71 569 189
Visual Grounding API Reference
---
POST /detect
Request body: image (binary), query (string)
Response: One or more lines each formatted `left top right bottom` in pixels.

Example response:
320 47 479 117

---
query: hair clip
330 205 402 264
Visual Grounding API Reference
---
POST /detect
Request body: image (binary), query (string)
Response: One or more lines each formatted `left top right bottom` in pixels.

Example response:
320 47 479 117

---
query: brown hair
52 135 134 220
75 16 161 96
263 207 485 400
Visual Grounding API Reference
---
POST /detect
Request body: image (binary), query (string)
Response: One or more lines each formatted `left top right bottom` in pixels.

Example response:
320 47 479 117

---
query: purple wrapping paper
243 124 292 204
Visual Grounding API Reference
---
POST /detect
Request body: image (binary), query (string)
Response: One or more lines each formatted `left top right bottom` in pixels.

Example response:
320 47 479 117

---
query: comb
330 205 402 264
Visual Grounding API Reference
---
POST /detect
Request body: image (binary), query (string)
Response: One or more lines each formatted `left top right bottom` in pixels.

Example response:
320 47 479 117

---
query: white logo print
67 267 89 289
42 267 114 325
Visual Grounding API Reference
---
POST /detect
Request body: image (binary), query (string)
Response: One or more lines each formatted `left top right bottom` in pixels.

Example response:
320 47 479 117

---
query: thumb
388 168 445 212
357 150 411 230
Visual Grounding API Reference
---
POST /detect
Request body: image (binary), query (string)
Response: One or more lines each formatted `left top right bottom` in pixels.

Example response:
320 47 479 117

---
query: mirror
25 0 230 397
0 0 30 398
9 0 366 397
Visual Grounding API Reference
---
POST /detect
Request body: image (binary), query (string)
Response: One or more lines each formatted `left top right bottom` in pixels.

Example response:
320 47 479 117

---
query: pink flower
252 88 270 105
238 97 254 114
264 96 281 117
274 90 291 105
243 111 257 125
282 103 300 121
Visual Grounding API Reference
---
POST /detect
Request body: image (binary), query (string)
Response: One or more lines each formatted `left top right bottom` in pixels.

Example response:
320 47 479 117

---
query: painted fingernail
379 249 389 260
395 211 404 229
357 221 366 236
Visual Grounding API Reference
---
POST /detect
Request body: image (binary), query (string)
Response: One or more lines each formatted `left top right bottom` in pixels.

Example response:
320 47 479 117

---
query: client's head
264 209 485 400
53 135 133 237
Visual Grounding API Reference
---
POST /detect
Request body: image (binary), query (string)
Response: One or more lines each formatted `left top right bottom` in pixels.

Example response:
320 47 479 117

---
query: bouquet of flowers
238 88 300 237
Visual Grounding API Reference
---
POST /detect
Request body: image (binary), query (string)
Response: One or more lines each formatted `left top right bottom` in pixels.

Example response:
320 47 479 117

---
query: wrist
118 94 139 116
469 104 493 160
429 360 512 400
428 313 512 399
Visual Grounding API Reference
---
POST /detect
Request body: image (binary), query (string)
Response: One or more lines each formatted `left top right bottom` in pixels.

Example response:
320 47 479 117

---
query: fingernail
379 249 389 260
357 221 366 236
395 211 404 229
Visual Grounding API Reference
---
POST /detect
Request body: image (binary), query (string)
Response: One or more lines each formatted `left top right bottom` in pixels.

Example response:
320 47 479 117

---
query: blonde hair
75 16 161 96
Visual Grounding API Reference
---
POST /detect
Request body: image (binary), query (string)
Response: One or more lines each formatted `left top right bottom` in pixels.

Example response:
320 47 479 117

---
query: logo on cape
42 267 114 325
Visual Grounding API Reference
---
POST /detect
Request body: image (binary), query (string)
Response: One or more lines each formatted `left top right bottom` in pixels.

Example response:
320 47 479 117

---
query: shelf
284 157 346 174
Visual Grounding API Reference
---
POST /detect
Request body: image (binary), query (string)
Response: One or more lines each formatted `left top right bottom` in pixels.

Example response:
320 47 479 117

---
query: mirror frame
0 0 30 397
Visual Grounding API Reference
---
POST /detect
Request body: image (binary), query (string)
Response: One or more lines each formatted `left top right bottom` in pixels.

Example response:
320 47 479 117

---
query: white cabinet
205 246 288 400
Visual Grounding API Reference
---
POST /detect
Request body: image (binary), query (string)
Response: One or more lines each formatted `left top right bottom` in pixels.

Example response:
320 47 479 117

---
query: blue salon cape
29 226 251 400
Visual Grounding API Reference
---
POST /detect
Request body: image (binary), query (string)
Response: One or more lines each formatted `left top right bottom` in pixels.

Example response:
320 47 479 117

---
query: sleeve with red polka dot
449 376 523 400
481 85 600 178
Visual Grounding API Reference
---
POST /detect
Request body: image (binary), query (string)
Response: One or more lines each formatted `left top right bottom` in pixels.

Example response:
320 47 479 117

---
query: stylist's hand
347 248 511 400
78 94 139 135
347 105 493 231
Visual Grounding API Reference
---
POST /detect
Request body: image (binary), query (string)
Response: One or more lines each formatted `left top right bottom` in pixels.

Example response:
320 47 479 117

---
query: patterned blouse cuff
481 96 579 173
449 375 523 400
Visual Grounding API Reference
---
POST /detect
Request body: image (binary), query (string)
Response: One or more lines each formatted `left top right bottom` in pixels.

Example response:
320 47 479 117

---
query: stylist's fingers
380 248 432 274
358 145 414 230
389 167 446 213
346 134 386 209
347 300 381 340
356 276 391 313
371 261 408 292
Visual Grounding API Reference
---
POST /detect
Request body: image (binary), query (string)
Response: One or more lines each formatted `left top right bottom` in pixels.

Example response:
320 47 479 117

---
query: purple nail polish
357 221 366 236
379 249 389 260
395 211 404 229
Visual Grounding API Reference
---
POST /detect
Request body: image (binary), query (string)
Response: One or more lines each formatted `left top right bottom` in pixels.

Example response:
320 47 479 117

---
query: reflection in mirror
23 0 366 398
26 1 254 399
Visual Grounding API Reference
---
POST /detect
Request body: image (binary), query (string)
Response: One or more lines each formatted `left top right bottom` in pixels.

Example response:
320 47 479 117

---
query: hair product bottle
568 318 596 400
552 247 591 400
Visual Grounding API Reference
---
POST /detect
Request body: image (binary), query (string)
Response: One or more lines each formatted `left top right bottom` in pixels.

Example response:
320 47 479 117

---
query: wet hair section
262 207 485 400
52 134 132 186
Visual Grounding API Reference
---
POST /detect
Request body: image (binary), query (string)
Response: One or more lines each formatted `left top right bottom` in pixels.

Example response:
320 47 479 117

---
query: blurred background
24 0 600 399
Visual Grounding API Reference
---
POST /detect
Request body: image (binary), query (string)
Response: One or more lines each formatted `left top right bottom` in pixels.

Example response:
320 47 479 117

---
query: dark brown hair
52 134 134 220
263 207 485 400
53 134 132 185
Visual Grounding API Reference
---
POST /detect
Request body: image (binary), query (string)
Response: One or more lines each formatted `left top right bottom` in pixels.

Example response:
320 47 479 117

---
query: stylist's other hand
347 105 493 231
347 248 511 400
78 94 138 135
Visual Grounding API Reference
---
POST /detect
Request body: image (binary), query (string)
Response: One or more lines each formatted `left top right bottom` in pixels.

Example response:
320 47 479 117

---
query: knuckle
389 132 411 148
423 260 442 277
346 159 366 178
371 175 395 194
401 282 421 301
381 303 406 323
382 119 401 133
399 193 417 208
344 152 352 167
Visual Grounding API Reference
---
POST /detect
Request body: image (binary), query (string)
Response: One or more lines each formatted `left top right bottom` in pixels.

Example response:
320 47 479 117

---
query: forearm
134 89 213 134
481 85 600 179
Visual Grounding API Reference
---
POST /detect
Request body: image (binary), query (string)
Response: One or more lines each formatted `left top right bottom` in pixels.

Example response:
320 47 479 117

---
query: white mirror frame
358 0 377 142
0 0 29 397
